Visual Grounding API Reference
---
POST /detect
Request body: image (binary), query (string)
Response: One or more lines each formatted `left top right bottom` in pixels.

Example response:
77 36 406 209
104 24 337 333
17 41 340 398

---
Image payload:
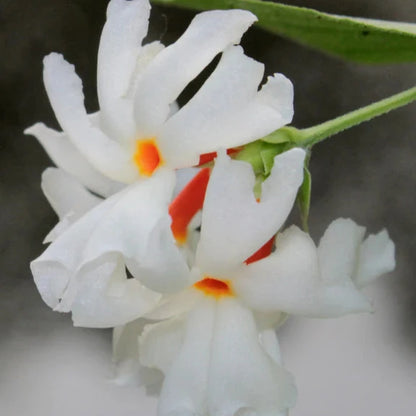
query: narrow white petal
41 168 102 242
97 0 150 142
69 254 161 328
174 167 201 198
158 297 214 416
140 316 186 374
208 299 297 416
256 73 294 125
43 53 138 182
83 169 189 293
260 329 282 365
355 229 395 288
25 122 123 197
113 319 163 387
160 47 294 168
254 310 288 331
196 149 305 276
133 9 257 137
318 218 366 285
43 217 72 244
41 168 101 220
234 226 371 317
113 318 144 364
125 214 192 293
143 290 198 320
31 170 189 323
159 46 263 166
127 41 166 100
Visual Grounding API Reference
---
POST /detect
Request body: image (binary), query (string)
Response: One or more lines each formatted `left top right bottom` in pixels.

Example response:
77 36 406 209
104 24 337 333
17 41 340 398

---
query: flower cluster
26 0 395 415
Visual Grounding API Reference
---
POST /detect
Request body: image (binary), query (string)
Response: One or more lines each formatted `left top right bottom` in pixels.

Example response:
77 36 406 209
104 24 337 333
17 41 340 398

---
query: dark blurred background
1 0 415 414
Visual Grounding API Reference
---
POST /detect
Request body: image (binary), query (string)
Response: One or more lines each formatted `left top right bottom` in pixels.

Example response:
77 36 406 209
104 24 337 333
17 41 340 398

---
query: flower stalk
294 85 416 147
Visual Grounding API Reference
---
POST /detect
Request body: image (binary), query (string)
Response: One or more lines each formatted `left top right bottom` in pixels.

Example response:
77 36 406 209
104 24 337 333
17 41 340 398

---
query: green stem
295 86 416 146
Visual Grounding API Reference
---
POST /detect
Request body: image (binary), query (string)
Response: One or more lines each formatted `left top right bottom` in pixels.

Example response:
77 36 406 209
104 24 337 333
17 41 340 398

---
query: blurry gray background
1 0 415 414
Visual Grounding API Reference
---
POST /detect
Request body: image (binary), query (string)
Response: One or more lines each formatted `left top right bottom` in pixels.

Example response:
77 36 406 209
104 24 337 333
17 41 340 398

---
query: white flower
31 163 211 327
28 0 295 326
129 148 395 416
31 168 191 327
25 0 293 187
317 217 396 314
136 149 306 416
237 219 395 318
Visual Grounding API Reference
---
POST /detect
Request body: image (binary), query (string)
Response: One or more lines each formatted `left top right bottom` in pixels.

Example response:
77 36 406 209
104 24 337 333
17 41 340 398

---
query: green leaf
152 0 416 63
297 164 312 232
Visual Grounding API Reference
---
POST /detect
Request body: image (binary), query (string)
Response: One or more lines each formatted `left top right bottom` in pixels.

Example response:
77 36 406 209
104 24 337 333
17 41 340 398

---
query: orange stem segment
169 168 210 244
245 236 275 265
198 147 241 166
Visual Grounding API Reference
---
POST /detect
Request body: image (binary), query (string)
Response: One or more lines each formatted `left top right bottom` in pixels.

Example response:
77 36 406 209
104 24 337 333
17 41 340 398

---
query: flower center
133 138 163 176
193 277 233 298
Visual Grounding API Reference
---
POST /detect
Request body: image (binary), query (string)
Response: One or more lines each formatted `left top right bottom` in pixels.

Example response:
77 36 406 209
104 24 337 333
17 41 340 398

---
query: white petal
234 226 371 317
113 319 163 387
143 289 198 320
43 53 138 183
159 46 260 166
97 0 150 142
158 296 214 416
355 229 395 288
174 167 201 198
31 170 189 319
127 41 166 100
196 149 305 276
140 316 186 374
41 168 101 220
25 122 123 197
41 168 102 242
254 310 288 331
43 217 72 244
260 329 282 365
126 213 192 293
69 254 161 328
318 218 366 285
83 169 189 293
257 73 294 125
208 299 297 416
160 47 293 167
133 9 257 137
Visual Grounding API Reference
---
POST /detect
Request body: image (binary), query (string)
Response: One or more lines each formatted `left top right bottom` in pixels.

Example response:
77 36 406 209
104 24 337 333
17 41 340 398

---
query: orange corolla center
193 277 233 298
133 138 163 176
169 168 210 245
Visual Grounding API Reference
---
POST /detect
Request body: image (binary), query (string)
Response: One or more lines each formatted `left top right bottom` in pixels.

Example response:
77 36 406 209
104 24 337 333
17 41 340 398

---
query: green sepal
260 142 293 175
296 163 312 232
253 173 265 200
234 140 267 174
235 140 294 175
261 126 299 144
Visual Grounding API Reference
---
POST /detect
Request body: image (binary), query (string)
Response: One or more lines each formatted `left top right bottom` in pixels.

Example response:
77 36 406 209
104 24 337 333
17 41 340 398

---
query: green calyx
235 85 416 230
